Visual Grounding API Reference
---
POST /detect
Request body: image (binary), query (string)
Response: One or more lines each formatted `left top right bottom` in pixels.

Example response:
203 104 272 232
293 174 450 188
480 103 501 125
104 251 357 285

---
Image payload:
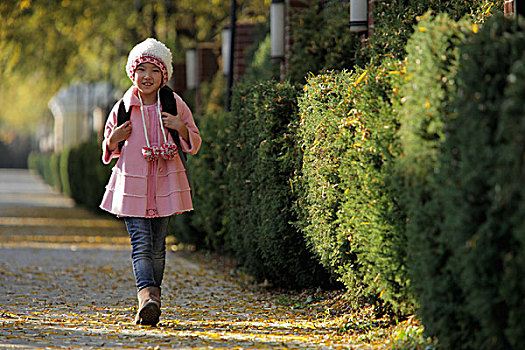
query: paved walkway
0 169 374 349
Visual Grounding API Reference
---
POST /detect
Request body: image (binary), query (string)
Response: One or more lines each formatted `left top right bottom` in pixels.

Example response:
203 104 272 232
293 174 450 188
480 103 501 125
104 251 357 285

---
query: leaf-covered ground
0 170 433 349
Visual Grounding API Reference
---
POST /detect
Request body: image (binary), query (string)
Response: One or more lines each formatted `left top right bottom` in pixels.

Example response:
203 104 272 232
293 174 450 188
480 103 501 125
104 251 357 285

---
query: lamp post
349 0 368 33
222 26 231 77
185 48 198 90
271 0 285 82
504 0 524 20
225 0 237 111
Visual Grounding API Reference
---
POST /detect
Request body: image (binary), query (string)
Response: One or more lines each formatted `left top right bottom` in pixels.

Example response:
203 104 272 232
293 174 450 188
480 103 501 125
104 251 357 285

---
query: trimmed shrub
168 111 229 251
66 138 112 211
190 111 229 251
296 60 412 314
59 146 72 197
28 151 56 188
168 211 202 248
497 48 525 350
28 139 111 212
360 0 502 65
50 152 61 191
397 12 478 344
27 152 40 179
441 14 525 349
225 80 330 288
415 14 525 349
27 152 38 174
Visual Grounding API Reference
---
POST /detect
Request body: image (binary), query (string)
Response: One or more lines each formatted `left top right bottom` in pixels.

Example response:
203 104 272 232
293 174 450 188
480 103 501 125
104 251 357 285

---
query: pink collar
121 86 144 113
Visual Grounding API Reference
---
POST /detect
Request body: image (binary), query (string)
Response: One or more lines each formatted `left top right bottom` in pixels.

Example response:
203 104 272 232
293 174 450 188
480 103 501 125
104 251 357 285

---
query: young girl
100 38 201 326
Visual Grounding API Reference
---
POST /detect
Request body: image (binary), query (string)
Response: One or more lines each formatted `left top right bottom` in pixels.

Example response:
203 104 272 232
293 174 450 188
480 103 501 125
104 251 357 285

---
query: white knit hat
126 38 173 86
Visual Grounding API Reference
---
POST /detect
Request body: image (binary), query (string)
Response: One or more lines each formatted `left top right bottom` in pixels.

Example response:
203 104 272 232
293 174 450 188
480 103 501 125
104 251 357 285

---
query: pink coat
100 86 201 217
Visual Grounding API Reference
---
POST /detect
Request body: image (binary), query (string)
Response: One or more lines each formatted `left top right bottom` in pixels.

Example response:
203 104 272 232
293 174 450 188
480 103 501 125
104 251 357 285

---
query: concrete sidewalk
0 169 357 349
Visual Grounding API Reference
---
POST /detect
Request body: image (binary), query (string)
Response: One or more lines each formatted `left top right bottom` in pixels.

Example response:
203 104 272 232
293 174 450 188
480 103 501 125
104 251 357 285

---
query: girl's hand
108 121 132 151
162 112 189 142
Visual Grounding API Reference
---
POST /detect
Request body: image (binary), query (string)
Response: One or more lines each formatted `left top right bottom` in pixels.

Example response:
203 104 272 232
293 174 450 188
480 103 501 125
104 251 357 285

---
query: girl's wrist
108 133 120 151
178 124 189 143
107 139 117 152
175 122 187 133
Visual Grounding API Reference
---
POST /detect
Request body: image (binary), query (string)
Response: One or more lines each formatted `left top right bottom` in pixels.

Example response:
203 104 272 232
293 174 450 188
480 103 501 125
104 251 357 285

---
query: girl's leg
150 217 170 287
124 217 170 290
125 217 166 326
124 217 156 291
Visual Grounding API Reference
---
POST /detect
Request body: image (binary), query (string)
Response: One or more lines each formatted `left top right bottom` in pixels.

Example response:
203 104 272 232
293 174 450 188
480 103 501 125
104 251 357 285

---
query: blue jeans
124 217 170 292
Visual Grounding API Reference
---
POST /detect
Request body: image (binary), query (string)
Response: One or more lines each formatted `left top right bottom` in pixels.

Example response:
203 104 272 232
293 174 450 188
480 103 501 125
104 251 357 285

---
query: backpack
116 85 193 197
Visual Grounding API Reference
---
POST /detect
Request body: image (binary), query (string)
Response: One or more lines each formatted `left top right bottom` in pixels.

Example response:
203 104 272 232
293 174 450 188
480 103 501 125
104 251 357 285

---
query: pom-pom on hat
126 38 173 86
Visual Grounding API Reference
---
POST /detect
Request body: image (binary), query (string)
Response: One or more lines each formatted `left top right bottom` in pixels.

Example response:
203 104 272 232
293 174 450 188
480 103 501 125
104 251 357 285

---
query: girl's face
134 62 163 101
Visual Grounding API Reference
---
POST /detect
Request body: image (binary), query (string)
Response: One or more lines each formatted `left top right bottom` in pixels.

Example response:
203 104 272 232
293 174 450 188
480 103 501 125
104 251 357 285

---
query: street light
349 0 368 33
270 0 285 60
225 0 237 111
222 27 231 76
185 48 198 90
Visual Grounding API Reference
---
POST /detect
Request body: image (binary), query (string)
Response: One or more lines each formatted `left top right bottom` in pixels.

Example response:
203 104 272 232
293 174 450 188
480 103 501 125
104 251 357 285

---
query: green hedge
416 14 525 349
28 138 113 212
28 152 55 187
59 146 72 197
285 0 500 80
497 45 525 350
67 139 113 210
50 152 61 192
360 0 502 64
225 80 330 288
397 12 477 344
296 60 412 314
190 111 229 251
169 111 229 251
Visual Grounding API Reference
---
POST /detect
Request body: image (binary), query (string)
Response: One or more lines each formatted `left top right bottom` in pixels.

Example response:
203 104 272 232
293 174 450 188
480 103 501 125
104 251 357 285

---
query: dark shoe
135 286 161 326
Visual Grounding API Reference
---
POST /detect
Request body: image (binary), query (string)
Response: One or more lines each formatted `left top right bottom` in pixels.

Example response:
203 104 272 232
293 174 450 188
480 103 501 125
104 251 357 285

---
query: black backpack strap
116 99 131 152
159 86 194 198
159 86 185 159
114 87 194 198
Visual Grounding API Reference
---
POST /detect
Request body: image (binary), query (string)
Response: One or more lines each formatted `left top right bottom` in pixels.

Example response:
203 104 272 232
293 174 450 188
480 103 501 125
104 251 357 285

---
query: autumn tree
0 0 269 134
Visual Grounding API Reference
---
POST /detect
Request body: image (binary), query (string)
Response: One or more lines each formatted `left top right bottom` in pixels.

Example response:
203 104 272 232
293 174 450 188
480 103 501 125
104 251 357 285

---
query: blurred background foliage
0 0 270 135
287 0 360 84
